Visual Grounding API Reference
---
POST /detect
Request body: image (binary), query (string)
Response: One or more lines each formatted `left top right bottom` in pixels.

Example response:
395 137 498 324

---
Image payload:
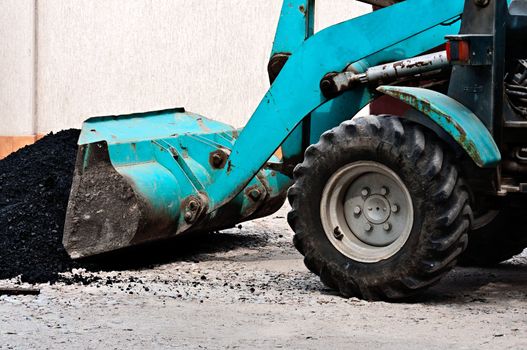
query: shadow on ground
83 230 269 272
410 262 527 303
280 258 527 304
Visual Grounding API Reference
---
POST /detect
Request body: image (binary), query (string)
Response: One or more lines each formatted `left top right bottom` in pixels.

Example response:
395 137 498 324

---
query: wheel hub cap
320 161 414 263
363 195 390 224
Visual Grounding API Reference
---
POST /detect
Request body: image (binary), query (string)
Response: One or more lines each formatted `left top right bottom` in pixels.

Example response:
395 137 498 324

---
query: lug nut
391 204 399 213
380 186 388 196
365 224 373 232
354 206 362 215
333 226 344 240
383 223 391 231
361 188 369 197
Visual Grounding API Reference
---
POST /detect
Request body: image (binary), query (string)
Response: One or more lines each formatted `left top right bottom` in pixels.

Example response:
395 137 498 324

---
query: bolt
333 226 344 240
380 186 388 196
320 79 333 92
383 223 391 231
361 188 370 197
211 153 223 167
184 211 193 222
391 204 399 213
354 206 362 215
249 189 262 201
364 224 373 232
474 0 489 7
188 200 198 211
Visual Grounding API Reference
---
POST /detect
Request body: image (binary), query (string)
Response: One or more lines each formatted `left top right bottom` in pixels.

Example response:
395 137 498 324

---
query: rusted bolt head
320 79 333 92
188 200 198 211
249 189 262 201
474 0 489 7
211 153 223 167
320 72 340 98
184 211 193 222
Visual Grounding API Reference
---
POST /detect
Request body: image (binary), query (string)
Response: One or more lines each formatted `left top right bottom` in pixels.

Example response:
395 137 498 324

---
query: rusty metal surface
320 51 449 98
378 85 501 167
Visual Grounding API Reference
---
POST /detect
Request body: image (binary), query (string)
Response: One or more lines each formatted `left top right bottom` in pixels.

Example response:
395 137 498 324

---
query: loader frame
206 0 467 211
66 0 494 258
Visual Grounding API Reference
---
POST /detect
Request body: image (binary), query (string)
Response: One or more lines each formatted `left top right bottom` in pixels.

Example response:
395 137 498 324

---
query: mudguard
378 86 501 168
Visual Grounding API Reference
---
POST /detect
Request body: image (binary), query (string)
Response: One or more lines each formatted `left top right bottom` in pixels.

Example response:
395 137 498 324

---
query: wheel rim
320 161 414 263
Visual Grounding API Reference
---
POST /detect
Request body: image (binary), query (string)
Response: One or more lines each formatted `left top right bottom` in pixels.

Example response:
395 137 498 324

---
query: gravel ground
1 204 526 349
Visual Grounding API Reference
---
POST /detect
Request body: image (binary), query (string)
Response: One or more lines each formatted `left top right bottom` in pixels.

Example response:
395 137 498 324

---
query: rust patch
169 147 179 160
384 89 484 166
244 184 263 202
392 59 433 70
180 195 205 224
209 147 230 169
196 118 211 133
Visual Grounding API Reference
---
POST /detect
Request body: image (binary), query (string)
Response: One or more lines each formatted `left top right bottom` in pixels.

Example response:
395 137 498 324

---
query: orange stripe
274 147 283 160
0 135 38 160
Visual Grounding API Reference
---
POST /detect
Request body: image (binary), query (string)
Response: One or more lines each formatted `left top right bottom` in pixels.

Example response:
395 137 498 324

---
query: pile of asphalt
0 130 80 283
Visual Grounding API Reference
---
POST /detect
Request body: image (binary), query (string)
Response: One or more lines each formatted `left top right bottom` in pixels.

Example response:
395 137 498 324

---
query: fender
377 86 501 168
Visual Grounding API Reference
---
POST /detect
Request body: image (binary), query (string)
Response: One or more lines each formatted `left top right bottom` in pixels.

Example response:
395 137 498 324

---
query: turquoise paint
77 108 289 231
378 86 501 167
74 0 471 242
79 108 235 146
270 0 315 163
271 0 314 56
309 14 462 144
207 0 466 211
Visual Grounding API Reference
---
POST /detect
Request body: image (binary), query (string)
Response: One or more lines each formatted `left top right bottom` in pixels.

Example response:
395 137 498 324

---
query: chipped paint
378 86 500 167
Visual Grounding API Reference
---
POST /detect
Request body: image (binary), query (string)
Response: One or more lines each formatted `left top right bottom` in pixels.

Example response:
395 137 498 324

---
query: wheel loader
63 0 527 300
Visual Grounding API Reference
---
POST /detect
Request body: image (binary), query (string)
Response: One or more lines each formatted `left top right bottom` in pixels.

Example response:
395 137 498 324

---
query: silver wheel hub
363 195 390 224
321 161 414 263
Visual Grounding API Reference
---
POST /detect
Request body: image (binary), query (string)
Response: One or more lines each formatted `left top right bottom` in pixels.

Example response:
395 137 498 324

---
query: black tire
459 205 527 266
287 115 473 300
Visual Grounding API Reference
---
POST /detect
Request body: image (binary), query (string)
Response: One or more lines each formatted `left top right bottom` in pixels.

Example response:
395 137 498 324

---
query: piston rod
320 50 449 98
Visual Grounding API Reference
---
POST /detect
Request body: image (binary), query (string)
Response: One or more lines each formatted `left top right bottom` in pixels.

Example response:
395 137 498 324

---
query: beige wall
0 0 36 136
1 0 370 136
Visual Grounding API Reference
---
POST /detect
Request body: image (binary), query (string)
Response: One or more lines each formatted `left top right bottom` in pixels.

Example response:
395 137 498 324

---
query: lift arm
206 0 466 211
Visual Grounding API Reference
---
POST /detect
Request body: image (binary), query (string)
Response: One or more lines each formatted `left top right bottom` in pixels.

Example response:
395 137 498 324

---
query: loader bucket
63 108 289 259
